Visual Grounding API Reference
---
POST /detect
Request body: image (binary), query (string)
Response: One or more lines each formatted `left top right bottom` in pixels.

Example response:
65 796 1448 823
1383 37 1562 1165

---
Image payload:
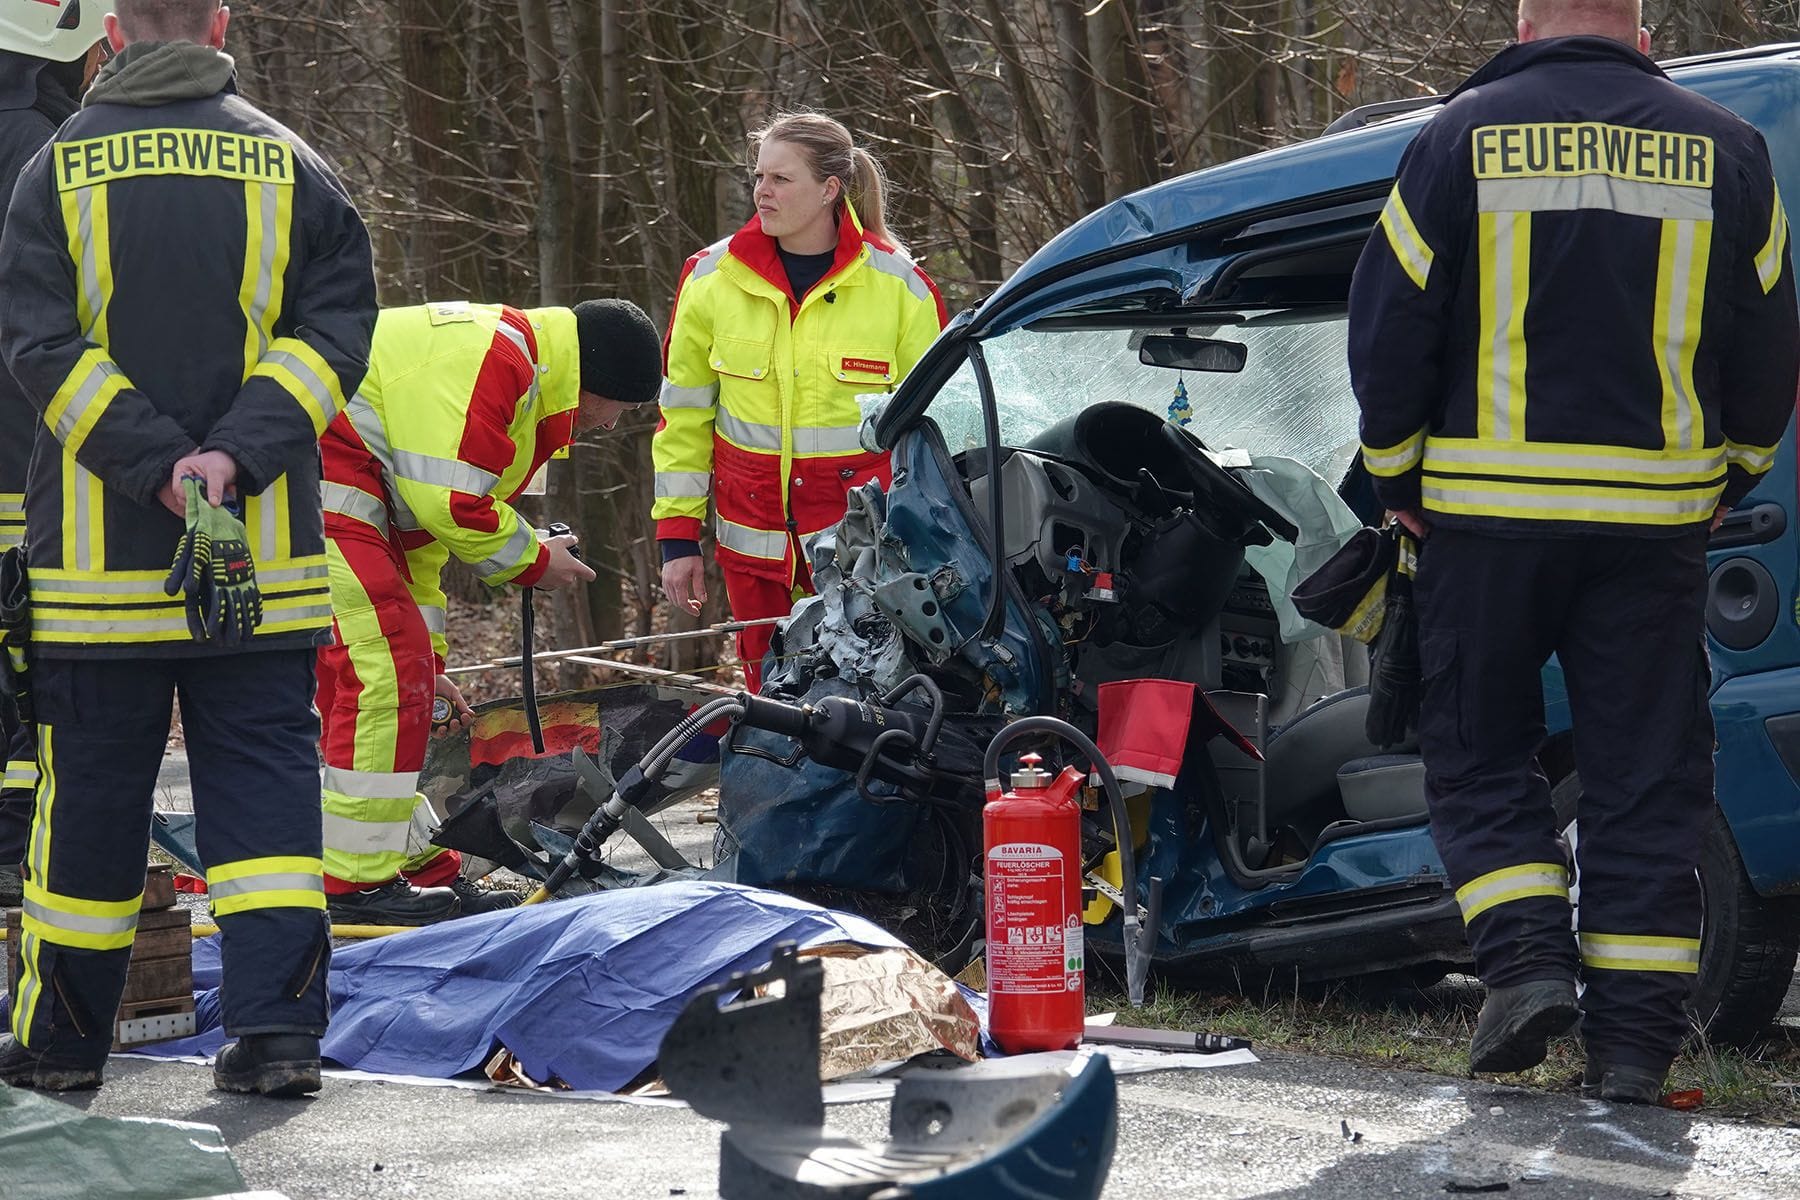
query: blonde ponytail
847 147 905 256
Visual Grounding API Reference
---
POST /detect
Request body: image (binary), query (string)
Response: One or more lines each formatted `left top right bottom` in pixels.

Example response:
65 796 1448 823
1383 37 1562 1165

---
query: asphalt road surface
42 1044 1800 1199
7 752 1799 1199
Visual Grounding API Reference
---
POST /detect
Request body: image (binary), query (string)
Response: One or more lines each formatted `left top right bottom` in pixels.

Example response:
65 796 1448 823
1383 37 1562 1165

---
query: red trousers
317 527 460 893
723 566 811 693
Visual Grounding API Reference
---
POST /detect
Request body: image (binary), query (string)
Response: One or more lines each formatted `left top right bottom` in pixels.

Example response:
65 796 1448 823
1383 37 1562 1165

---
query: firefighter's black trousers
0 698 34 869
1415 527 1712 1071
10 651 330 1069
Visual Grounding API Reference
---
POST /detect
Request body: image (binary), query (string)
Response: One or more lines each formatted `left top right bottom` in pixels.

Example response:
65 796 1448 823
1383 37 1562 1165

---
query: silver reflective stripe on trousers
22 897 137 942
716 518 788 560
322 764 420 799
321 811 412 856
209 872 324 903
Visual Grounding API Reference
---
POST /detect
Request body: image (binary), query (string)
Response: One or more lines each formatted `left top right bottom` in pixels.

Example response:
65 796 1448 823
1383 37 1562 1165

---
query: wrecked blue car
715 44 1800 1046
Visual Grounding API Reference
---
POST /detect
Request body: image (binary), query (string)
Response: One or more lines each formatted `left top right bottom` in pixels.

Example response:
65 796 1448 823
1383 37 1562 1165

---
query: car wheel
1553 773 1798 1049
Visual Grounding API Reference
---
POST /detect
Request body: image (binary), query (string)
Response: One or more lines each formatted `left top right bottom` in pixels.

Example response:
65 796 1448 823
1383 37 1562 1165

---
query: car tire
1554 773 1798 1049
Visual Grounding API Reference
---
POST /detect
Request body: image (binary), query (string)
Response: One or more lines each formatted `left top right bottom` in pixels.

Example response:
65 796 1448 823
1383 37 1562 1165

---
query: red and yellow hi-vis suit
317 302 578 890
651 207 946 688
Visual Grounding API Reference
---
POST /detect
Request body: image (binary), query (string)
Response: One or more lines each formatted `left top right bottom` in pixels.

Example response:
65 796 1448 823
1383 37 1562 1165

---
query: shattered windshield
931 310 1362 486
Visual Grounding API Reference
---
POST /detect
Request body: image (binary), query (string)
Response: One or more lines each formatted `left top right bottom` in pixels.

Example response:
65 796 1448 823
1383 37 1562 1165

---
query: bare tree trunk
517 0 598 659
517 0 575 304
896 5 1002 287
396 0 483 297
1089 0 1157 197
1053 0 1106 211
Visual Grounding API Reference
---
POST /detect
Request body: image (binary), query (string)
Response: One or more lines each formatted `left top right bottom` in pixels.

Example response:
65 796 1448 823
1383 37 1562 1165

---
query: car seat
1263 686 1428 831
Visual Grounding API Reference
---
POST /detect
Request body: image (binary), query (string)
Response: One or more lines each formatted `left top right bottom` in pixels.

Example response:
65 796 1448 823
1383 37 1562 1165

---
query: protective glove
163 478 212 641
163 477 263 645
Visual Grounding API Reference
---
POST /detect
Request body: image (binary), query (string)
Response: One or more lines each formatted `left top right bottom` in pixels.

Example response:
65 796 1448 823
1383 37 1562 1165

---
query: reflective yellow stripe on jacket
30 560 332 647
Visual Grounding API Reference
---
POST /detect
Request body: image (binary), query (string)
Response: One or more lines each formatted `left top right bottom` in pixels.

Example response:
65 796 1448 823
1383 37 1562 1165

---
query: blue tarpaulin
134 882 905 1091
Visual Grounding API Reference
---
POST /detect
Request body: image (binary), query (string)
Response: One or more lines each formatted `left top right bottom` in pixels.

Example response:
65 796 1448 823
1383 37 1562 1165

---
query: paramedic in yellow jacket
653 113 947 690
318 299 663 925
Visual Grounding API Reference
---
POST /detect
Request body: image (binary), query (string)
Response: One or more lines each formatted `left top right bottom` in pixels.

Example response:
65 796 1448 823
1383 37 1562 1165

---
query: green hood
85 41 234 108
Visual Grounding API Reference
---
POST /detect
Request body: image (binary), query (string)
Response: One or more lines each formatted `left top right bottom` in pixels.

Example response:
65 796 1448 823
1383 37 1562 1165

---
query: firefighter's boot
213 1033 321 1098
1469 979 1579 1073
450 876 521 915
326 877 459 926
1582 1059 1667 1105
0 1034 103 1091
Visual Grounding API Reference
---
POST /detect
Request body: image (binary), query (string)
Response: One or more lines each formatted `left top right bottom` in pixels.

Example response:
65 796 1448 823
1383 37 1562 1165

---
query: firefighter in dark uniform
1350 0 1798 1103
0 2 106 909
0 0 376 1095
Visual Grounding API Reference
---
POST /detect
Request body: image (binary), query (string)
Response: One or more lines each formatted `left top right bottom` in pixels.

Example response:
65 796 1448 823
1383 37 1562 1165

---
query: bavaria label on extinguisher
987 842 1071 995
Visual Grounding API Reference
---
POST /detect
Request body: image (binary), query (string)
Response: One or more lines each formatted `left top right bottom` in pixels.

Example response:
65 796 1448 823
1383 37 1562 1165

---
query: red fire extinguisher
985 752 1086 1054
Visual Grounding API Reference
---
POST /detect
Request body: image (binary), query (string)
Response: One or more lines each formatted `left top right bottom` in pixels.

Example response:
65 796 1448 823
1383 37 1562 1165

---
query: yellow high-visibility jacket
320 302 581 667
652 206 946 582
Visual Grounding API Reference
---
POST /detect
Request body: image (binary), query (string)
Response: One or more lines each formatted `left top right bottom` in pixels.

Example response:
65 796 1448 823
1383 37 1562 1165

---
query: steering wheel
1157 422 1299 543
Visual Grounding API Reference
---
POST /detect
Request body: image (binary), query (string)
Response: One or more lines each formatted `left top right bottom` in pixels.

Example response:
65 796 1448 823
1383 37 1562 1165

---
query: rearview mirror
1139 335 1247 373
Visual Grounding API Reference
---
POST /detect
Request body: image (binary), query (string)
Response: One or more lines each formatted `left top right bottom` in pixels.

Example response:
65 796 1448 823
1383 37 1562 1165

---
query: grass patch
1088 974 1800 1123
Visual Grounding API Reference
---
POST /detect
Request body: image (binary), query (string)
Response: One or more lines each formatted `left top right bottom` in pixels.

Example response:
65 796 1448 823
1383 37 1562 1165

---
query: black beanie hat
572 298 662 405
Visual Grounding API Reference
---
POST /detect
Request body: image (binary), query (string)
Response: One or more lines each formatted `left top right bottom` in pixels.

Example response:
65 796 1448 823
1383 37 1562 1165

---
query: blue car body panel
878 47 1800 939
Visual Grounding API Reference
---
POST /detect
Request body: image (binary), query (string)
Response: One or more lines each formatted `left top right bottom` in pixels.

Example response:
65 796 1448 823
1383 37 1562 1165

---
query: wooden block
142 864 176 911
127 925 191 961
135 906 192 933
121 955 193 1004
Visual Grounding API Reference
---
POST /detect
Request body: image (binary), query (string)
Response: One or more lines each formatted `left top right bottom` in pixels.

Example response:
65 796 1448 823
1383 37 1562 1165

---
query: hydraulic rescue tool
522 677 1159 1008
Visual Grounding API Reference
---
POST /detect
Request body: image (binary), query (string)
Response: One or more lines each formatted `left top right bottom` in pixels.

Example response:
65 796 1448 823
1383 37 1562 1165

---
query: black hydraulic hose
525 694 747 902
982 715 1153 1006
521 587 544 754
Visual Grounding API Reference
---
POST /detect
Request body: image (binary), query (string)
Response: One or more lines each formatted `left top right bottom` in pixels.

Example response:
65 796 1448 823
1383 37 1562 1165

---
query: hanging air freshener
1167 375 1192 426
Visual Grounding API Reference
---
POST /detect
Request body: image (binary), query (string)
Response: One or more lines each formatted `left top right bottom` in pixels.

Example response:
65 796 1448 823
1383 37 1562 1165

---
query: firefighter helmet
0 0 107 62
